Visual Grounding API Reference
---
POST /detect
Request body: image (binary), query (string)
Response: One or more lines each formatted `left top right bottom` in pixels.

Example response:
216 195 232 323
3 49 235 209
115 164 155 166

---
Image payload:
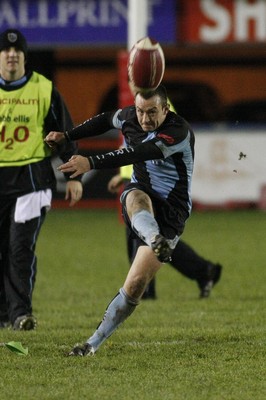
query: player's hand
44 131 65 148
107 174 123 194
58 155 91 178
65 180 83 207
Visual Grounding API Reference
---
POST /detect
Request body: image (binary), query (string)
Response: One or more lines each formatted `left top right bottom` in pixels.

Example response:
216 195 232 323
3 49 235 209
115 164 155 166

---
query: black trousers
126 226 214 293
0 198 46 324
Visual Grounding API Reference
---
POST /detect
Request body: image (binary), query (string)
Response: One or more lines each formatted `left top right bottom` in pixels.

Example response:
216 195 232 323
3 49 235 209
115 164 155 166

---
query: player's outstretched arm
44 131 66 148
58 155 91 179
107 174 123 194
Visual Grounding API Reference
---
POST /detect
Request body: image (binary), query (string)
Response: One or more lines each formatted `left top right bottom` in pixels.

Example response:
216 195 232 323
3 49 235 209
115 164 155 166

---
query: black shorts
120 183 187 247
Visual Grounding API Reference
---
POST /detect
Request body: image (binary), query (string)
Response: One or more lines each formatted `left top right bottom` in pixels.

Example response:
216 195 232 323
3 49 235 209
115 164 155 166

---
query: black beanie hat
0 29 28 57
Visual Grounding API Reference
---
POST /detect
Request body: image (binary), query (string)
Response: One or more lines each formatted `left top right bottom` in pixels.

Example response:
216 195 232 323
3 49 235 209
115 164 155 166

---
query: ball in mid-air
128 37 165 92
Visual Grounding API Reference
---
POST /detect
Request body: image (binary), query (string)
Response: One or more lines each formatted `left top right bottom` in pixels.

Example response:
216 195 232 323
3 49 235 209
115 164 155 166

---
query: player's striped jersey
113 107 195 216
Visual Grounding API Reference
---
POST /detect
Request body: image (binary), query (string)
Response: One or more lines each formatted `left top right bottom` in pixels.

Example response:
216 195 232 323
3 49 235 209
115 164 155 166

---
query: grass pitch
0 209 265 400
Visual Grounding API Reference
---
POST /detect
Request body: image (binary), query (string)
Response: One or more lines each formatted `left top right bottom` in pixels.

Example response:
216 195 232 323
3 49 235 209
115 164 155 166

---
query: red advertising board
180 0 266 43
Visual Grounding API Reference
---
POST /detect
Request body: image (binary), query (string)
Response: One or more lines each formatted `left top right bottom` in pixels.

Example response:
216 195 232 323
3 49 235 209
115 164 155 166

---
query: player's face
135 93 169 132
0 47 25 81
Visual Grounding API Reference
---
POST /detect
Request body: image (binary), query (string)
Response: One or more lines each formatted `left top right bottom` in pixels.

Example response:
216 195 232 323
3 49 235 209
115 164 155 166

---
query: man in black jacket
0 29 83 330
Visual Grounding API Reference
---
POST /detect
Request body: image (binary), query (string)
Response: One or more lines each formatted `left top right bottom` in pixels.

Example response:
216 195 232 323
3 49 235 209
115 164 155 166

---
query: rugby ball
128 37 165 92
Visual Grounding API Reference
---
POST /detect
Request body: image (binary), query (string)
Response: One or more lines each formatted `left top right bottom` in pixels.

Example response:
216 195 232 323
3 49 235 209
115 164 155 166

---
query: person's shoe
198 263 223 298
0 320 10 329
13 314 37 331
151 234 173 263
68 343 95 357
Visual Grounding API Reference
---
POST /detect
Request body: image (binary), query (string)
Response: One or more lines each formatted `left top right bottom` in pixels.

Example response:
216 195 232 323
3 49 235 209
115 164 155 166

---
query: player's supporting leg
86 288 138 352
126 226 156 299
69 189 167 355
68 288 139 356
69 245 161 356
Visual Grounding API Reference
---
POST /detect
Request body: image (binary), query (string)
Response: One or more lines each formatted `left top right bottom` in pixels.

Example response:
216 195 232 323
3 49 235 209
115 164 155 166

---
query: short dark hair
136 85 168 106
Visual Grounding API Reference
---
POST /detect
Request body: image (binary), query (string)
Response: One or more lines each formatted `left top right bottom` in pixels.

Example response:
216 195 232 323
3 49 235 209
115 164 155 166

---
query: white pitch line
126 340 183 347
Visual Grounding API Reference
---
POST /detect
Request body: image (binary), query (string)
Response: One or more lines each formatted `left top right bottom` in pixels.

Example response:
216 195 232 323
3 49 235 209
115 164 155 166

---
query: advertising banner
180 0 266 43
0 0 176 47
192 128 266 206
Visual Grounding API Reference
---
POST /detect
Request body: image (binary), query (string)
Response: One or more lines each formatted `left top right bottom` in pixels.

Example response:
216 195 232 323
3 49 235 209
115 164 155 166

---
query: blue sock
131 210 160 246
87 288 139 351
